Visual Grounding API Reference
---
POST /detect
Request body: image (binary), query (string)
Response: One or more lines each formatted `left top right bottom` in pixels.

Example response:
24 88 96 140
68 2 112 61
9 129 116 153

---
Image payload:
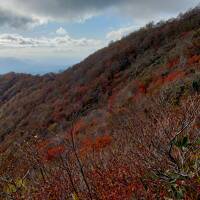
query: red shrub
93 135 112 151
164 71 185 83
187 55 200 65
73 119 86 135
80 135 112 155
132 80 147 101
138 83 147 94
89 165 134 200
148 70 185 94
167 57 180 68
46 145 65 161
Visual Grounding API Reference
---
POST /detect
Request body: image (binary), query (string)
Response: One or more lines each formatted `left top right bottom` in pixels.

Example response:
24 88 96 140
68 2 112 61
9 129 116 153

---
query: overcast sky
0 0 199 74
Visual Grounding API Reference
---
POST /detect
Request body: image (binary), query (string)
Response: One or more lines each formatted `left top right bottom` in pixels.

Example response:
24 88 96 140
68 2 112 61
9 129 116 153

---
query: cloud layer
0 7 43 29
106 25 141 41
0 0 199 27
0 33 102 48
0 33 105 59
56 27 67 35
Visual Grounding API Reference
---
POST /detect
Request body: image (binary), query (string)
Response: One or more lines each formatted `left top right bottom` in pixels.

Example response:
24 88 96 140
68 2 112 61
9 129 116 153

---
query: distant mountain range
0 57 75 74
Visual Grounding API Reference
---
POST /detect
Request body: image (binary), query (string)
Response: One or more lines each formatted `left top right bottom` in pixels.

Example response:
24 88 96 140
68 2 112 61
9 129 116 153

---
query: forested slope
0 7 200 199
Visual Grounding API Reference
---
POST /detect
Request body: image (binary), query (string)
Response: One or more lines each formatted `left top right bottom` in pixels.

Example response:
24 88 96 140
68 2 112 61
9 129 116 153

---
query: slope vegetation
0 7 200 199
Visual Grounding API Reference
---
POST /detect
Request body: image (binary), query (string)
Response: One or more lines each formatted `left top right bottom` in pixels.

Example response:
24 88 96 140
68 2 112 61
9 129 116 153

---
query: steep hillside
0 7 200 199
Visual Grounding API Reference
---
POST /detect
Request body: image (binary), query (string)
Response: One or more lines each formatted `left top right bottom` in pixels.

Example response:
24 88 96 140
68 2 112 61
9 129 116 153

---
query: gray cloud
7 0 119 20
118 0 199 22
0 33 105 60
0 7 43 29
0 33 103 48
106 25 140 41
1 0 199 24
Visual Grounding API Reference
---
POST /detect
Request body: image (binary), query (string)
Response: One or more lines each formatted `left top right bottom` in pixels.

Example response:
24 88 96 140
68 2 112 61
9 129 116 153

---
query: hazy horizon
0 57 77 75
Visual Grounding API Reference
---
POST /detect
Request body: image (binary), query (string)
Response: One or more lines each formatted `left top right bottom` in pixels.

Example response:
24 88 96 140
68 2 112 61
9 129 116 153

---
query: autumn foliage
167 57 180 68
80 135 112 155
46 145 65 161
187 54 200 65
0 6 200 200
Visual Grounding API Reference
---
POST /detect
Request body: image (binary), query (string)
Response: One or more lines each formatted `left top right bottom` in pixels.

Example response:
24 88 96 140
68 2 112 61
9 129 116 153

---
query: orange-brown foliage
187 55 200 65
81 135 112 155
46 145 65 161
167 57 180 68
164 70 185 83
